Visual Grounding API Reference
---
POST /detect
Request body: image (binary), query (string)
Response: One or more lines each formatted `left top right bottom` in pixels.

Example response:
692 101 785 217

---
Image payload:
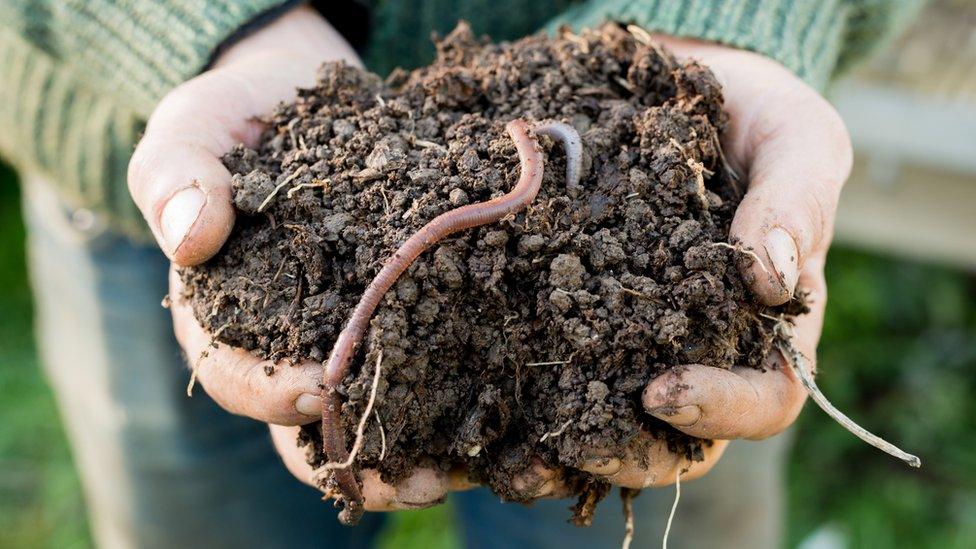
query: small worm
321 118 577 525
534 121 582 190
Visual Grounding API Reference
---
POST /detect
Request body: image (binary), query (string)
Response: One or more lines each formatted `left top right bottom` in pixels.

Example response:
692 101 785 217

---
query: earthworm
320 118 581 525
533 121 582 189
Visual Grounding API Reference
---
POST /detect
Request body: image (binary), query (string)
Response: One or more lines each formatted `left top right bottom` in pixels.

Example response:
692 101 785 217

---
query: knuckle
799 182 835 247
241 358 287 419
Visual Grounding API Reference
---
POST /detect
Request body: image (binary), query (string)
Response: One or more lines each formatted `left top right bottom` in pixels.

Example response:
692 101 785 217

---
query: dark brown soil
180 23 804 522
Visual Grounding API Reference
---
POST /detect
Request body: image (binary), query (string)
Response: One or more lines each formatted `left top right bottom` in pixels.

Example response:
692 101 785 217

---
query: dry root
540 419 573 442
319 350 383 472
620 488 639 549
710 242 770 276
774 322 921 468
661 468 683 549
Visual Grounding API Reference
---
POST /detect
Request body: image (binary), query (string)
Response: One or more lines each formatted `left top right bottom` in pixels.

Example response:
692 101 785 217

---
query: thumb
127 7 359 265
728 87 852 305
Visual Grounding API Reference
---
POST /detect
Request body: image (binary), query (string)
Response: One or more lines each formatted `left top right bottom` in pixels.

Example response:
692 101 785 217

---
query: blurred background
1 1 974 547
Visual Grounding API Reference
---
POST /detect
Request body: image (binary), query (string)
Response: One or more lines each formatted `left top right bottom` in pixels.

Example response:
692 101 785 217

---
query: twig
775 324 921 468
414 139 446 152
662 467 683 549
286 179 328 199
258 165 307 212
709 242 771 276
374 409 387 462
540 419 573 442
319 350 383 471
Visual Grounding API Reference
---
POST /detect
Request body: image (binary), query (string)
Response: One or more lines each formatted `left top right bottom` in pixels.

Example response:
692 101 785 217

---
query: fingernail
763 227 799 295
295 393 321 416
582 457 622 476
534 478 558 497
648 404 702 427
392 497 443 510
161 187 206 255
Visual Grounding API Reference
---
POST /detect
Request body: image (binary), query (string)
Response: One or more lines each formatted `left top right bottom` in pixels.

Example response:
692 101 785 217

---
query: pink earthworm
320 118 581 525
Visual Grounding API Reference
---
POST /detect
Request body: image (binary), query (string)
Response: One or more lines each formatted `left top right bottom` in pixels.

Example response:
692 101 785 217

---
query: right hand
130 5 459 511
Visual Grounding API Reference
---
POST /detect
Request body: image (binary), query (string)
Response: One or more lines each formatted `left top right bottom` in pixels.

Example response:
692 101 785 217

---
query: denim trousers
23 177 790 549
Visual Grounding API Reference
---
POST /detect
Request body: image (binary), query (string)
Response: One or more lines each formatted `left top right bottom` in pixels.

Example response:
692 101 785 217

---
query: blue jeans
24 177 790 548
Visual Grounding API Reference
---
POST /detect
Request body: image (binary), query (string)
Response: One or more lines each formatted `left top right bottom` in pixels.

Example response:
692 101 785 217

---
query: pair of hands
128 6 851 510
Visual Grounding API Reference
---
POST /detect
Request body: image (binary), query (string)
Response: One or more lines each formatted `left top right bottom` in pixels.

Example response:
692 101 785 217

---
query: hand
130 6 455 510
570 36 851 490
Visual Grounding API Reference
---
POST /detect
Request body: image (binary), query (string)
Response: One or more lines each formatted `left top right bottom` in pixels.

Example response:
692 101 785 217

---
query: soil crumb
180 23 805 521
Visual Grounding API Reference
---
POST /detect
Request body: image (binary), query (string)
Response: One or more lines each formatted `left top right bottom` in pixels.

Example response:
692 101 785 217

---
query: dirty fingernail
161 186 206 255
295 393 322 416
582 457 622 476
762 227 799 295
648 404 702 427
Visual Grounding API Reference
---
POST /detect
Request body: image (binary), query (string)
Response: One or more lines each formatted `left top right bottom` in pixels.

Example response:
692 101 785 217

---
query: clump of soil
180 23 804 522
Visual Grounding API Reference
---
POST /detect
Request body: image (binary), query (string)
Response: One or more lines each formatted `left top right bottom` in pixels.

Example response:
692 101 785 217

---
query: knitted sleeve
547 0 926 90
0 0 295 116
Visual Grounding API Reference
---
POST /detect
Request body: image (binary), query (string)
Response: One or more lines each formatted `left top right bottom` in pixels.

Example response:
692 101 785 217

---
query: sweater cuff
547 0 852 90
57 0 294 115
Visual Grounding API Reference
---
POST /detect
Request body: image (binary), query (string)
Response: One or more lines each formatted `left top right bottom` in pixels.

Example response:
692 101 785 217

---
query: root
774 323 921 468
662 467 683 549
375 409 387 462
320 350 383 472
258 165 307 212
286 179 328 199
186 368 199 397
539 419 572 442
620 488 639 549
710 242 770 276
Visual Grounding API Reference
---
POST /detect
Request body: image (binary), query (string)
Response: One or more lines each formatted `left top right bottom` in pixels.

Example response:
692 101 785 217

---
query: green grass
0 159 973 547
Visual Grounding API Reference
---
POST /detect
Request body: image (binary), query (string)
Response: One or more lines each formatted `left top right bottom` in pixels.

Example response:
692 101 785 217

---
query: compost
179 23 805 524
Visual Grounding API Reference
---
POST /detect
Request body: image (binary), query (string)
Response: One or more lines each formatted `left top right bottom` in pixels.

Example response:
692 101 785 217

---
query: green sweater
0 0 922 240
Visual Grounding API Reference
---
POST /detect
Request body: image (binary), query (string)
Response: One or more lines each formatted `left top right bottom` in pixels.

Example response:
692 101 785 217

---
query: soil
179 23 805 523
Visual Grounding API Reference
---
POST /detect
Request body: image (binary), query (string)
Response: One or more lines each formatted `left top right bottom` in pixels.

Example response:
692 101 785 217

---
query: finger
271 424 317 486
726 84 851 305
581 434 728 488
129 61 300 265
128 8 360 266
270 425 451 510
170 269 322 425
360 468 450 511
510 460 575 500
643 363 806 440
